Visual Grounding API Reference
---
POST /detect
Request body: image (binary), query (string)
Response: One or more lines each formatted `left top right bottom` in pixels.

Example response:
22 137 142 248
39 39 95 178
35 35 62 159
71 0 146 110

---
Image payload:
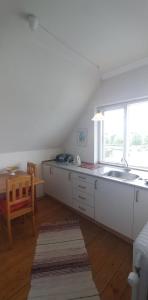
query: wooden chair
0 175 35 245
27 162 38 211
27 162 38 177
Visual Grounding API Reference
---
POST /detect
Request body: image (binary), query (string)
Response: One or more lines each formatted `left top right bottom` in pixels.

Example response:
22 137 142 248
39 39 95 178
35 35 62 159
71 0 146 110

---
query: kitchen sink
103 170 139 181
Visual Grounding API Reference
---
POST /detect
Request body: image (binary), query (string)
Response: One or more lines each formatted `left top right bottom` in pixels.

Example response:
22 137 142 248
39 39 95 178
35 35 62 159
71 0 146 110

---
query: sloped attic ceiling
1 0 148 153
0 0 100 153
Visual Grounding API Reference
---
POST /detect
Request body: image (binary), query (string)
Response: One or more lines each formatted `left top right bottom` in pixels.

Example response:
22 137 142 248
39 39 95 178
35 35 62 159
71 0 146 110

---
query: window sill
98 161 148 173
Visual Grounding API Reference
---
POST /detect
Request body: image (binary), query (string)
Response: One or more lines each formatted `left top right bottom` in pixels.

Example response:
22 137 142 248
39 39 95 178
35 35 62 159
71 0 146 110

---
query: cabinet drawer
72 189 94 207
72 180 94 195
71 172 95 184
73 200 94 219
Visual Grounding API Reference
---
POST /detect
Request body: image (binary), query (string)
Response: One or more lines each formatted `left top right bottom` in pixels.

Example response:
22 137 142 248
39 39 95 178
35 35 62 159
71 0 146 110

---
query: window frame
98 97 148 171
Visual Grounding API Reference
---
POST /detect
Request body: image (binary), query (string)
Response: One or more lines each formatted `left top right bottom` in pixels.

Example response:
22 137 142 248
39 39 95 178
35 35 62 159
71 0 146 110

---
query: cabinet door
42 165 58 198
55 168 72 206
95 178 134 238
42 165 51 195
133 188 148 239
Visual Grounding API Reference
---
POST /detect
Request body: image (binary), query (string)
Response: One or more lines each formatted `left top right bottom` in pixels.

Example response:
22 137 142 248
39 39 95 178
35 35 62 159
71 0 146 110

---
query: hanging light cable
27 14 99 70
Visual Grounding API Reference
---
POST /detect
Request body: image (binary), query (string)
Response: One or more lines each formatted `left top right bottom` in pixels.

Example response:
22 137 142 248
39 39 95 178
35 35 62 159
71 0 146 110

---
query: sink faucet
121 156 129 169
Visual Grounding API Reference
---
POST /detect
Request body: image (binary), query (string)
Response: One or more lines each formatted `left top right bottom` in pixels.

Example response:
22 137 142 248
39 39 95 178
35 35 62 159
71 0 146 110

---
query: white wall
64 65 148 163
64 87 100 163
98 65 148 106
0 147 62 197
0 8 99 153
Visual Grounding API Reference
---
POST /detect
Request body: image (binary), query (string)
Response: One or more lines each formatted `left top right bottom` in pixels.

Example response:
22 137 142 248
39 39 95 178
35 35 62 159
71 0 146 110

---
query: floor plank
0 196 132 300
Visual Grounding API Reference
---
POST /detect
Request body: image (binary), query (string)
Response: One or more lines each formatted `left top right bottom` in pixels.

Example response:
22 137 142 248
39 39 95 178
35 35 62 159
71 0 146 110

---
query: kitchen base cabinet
42 164 50 195
71 172 95 219
42 165 58 198
133 188 148 239
72 199 94 218
43 163 148 241
94 178 134 239
55 168 72 206
42 165 72 206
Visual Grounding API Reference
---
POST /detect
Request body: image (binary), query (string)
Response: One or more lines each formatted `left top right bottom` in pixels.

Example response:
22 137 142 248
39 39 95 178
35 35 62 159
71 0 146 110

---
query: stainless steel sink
103 170 139 181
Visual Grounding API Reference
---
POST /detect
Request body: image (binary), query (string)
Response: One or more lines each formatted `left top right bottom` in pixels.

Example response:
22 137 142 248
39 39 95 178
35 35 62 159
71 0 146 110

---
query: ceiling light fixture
27 14 39 31
91 110 104 121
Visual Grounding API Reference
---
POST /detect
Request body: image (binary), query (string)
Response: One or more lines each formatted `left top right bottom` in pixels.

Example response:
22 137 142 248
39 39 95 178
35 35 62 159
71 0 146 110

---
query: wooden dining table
0 170 44 194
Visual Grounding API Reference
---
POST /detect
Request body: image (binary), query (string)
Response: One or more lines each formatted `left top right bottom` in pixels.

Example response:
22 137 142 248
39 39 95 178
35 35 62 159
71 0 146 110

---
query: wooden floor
0 196 132 300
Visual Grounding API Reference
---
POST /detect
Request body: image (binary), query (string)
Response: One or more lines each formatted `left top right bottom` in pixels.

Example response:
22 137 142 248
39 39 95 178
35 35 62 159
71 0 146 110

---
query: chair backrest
27 162 38 176
6 175 34 216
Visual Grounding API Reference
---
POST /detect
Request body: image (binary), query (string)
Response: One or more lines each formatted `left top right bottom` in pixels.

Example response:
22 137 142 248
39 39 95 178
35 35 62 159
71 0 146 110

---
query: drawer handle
94 179 98 190
79 176 86 180
50 167 52 175
78 195 86 200
78 185 86 189
136 190 139 202
78 205 86 212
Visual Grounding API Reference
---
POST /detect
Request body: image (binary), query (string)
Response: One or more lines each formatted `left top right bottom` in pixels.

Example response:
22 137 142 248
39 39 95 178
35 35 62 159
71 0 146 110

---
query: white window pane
103 108 124 163
127 101 148 168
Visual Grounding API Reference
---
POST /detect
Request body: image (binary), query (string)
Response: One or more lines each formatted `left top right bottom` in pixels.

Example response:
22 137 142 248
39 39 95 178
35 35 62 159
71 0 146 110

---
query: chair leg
32 214 35 236
34 188 38 213
7 219 12 246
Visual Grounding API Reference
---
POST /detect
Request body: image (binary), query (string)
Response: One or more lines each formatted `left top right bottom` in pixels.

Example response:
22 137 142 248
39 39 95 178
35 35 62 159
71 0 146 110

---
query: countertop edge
42 160 148 190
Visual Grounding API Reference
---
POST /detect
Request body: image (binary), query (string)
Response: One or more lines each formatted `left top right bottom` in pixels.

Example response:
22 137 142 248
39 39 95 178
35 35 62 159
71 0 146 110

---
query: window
100 99 148 169
103 108 124 163
127 101 148 168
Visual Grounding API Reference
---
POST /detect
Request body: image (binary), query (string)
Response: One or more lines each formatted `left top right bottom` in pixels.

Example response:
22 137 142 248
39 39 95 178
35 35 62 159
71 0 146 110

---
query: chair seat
0 196 32 214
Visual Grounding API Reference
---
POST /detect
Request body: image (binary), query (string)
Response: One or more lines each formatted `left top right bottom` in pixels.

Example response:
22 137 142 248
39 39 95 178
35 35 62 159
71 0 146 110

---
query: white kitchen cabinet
94 178 134 238
133 187 148 239
42 165 72 206
55 168 72 206
43 163 148 240
42 165 58 199
42 164 50 194
71 172 95 218
72 200 94 219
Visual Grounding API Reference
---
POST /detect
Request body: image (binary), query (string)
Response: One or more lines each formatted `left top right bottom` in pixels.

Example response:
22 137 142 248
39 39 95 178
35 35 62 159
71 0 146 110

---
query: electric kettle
75 155 81 166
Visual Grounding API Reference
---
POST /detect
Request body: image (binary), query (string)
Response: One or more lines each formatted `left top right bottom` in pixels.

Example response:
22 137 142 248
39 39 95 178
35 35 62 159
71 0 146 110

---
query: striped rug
28 220 100 300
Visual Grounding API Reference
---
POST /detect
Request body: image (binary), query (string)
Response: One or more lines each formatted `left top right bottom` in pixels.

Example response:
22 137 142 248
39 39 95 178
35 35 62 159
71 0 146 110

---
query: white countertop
42 160 148 190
